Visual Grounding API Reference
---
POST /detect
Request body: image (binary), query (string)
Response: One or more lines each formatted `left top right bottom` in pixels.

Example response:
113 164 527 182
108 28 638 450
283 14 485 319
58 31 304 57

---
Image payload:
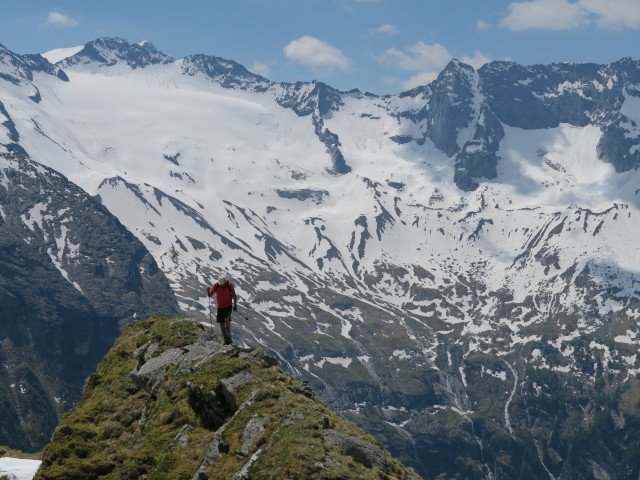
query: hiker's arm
232 288 237 310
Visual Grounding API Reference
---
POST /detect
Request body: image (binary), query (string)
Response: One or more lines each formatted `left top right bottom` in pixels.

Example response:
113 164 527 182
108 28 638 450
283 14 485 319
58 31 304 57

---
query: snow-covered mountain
1 37 640 478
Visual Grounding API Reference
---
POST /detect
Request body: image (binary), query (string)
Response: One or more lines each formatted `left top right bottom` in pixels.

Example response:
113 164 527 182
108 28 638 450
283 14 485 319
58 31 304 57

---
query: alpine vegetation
1 37 640 478
34 316 421 480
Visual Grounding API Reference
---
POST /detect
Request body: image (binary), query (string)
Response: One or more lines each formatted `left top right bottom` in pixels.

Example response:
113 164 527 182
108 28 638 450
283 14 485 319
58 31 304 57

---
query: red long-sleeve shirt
207 282 236 308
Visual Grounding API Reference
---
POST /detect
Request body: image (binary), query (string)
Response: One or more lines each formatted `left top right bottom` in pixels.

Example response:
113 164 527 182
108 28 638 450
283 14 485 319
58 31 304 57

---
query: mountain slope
0 151 180 451
1 38 640 478
34 316 421 480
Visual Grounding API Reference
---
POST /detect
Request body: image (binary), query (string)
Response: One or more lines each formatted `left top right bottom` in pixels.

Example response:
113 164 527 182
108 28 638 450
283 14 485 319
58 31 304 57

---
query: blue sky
3 0 640 95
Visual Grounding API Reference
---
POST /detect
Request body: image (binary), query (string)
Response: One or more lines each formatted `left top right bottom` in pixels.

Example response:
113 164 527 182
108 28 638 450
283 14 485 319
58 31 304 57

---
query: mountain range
1 37 640 479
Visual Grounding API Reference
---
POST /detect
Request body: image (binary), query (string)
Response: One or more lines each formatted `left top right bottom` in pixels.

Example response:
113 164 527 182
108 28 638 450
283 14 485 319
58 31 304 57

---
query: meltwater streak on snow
503 361 517 439
0 458 41 480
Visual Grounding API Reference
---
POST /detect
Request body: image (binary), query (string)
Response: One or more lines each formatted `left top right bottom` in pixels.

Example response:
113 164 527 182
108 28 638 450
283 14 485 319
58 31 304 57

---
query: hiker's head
218 275 228 286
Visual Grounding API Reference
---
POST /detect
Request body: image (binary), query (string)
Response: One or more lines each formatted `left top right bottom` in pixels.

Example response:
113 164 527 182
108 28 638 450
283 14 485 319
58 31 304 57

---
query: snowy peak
41 45 84 64
4 36 640 191
0 43 67 87
58 37 174 71
427 59 477 157
181 53 270 90
270 81 347 123
439 58 476 80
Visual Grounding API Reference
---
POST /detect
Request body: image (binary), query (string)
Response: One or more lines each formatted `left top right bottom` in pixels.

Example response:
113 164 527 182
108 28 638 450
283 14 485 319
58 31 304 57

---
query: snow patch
481 365 507 381
316 356 353 368
41 46 84 64
0 458 41 480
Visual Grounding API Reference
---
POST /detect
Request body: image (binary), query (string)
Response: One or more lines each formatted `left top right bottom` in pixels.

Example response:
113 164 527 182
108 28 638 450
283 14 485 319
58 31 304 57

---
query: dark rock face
597 112 640 171
182 54 270 91
390 57 640 189
0 152 179 451
0 43 67 85
427 60 477 156
453 105 504 191
467 59 640 181
276 188 329 203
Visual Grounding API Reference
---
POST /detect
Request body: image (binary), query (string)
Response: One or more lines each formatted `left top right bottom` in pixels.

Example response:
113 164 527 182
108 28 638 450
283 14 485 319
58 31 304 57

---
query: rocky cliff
0 152 180 452
34 316 420 480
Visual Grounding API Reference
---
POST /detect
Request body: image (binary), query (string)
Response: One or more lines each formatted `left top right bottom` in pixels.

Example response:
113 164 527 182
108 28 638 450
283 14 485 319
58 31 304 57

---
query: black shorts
216 305 233 323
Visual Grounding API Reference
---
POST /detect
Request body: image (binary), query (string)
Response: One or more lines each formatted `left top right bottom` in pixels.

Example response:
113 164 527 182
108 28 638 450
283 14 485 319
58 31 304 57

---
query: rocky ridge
34 316 421 480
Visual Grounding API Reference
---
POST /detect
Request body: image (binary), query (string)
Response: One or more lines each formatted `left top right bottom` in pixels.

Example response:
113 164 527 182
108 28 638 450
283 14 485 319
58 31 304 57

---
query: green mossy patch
0 446 42 460
35 316 420 480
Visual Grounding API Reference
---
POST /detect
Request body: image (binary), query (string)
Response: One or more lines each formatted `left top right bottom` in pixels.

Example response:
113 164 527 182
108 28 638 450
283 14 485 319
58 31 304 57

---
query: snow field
0 458 41 480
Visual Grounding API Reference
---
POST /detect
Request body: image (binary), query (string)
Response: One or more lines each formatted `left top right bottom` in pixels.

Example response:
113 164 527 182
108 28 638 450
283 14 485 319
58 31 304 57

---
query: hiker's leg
216 306 233 344
217 307 229 339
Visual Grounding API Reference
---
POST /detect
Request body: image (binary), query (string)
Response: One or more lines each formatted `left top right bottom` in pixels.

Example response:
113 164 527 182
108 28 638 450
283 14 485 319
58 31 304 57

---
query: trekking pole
208 295 213 330
236 305 249 321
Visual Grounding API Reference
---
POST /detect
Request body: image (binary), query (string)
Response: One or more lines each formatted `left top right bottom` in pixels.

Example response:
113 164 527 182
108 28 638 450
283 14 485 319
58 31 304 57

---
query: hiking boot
224 336 232 345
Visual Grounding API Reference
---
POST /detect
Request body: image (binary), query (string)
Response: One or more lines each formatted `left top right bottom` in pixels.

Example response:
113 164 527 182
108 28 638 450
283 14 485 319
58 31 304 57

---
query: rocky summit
34 316 421 480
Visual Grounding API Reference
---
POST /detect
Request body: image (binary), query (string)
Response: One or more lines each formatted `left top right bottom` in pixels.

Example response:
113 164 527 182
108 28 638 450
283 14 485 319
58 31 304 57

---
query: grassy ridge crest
34 316 421 480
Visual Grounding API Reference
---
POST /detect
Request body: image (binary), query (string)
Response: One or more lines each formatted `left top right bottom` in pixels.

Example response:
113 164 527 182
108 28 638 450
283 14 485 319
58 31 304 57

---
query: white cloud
376 41 452 71
500 0 640 31
476 20 491 30
500 0 587 31
377 41 492 91
45 11 79 27
283 36 349 71
250 62 271 78
461 51 492 70
375 24 399 35
580 0 640 29
402 72 439 90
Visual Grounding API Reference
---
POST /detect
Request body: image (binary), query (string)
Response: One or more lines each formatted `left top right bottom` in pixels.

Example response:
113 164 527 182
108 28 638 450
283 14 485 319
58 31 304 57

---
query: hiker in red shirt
207 275 237 345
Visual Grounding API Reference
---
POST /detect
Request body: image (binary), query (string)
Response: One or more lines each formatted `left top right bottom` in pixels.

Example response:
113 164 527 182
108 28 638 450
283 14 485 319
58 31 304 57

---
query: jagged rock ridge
34 316 421 480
